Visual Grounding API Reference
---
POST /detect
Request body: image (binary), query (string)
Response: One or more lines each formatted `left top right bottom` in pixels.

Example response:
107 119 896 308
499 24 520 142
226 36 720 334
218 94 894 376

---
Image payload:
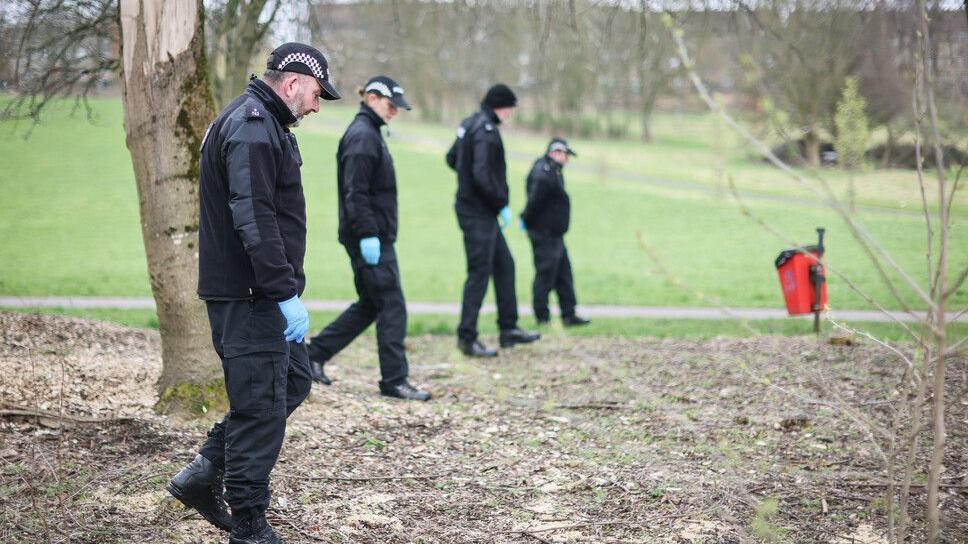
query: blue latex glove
278 294 309 343
518 217 527 232
498 206 512 229
360 236 380 266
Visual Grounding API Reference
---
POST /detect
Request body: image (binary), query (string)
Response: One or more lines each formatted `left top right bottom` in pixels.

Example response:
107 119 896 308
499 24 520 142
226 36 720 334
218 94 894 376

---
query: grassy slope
0 99 964 314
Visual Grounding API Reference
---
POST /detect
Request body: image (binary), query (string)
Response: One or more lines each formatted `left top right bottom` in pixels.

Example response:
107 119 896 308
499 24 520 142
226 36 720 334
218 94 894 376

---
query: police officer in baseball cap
520 137 590 328
167 42 339 544
305 75 432 402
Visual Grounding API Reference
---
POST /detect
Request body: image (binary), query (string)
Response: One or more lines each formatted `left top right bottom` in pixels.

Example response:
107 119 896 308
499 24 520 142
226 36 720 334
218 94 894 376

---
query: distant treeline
307 1 966 155
1 0 964 165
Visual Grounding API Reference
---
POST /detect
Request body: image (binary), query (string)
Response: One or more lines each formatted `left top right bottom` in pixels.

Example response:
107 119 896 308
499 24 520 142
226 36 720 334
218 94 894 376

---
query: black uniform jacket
521 155 570 236
337 103 398 246
446 106 509 217
197 79 306 302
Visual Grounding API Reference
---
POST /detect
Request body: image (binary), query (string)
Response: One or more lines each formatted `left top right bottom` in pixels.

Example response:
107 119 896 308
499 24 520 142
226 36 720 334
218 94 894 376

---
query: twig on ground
503 519 641 535
300 472 451 482
0 403 132 425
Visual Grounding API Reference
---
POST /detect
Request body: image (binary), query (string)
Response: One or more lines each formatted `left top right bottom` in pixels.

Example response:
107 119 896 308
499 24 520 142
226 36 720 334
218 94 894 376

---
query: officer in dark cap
166 42 339 544
446 83 540 357
521 138 590 328
305 76 431 402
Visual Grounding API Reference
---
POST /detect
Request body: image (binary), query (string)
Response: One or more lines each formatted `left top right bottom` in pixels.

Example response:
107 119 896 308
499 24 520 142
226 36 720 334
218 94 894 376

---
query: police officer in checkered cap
305 75 432 402
520 138 590 328
167 42 339 544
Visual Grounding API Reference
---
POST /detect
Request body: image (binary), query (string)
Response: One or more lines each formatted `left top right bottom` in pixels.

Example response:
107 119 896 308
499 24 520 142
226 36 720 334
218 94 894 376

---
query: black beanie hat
482 83 517 109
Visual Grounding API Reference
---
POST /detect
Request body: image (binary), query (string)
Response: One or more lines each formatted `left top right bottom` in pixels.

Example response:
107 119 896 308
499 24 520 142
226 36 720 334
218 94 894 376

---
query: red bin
775 246 827 316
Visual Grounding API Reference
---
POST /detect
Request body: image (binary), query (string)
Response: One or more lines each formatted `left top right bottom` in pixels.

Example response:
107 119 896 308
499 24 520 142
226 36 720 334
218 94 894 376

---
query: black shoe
380 381 432 401
229 516 282 544
535 316 550 325
458 339 498 358
499 328 541 348
309 359 331 385
166 454 235 532
562 315 591 327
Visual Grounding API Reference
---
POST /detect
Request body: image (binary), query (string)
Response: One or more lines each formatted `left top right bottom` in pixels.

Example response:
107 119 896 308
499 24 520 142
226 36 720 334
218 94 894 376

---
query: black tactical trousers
198 299 312 523
457 213 519 341
307 244 408 386
529 232 577 321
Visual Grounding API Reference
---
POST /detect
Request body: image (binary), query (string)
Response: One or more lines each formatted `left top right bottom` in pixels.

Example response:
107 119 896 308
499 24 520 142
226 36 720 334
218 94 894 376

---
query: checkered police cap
547 138 577 156
363 75 411 110
267 42 341 100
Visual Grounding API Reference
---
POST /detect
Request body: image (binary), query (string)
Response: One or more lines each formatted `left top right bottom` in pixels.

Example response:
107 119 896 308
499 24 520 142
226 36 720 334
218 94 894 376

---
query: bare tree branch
665 15 937 314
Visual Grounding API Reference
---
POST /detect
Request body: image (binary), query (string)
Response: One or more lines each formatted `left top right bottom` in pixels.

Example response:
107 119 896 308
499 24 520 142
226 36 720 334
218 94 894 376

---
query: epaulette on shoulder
245 105 266 121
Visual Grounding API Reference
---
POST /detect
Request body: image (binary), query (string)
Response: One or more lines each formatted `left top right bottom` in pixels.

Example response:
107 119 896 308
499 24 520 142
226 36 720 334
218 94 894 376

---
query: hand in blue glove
498 206 512 229
360 236 380 266
518 217 527 232
278 294 309 343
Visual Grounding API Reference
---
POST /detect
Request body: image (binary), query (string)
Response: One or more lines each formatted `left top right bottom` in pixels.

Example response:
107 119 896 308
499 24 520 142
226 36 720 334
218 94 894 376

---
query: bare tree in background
206 0 282 108
734 0 869 167
4 0 222 415
634 0 676 141
2 1 117 123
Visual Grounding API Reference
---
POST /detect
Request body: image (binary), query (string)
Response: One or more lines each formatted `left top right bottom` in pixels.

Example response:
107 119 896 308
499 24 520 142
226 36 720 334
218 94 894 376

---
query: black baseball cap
363 75 411 110
547 138 577 156
267 42 340 100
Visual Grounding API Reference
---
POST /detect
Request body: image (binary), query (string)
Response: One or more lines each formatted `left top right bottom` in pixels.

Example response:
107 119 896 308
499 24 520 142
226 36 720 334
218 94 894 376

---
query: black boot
166 454 235 532
309 359 331 385
499 328 541 348
229 516 282 544
458 338 498 358
380 380 432 401
562 315 591 327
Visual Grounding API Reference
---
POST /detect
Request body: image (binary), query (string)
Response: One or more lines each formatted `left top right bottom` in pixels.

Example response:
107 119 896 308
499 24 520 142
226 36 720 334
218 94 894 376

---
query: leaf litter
1 311 965 543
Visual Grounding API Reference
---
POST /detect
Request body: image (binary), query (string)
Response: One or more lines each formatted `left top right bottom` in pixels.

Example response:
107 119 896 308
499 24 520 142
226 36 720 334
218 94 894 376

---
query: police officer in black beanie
521 138 590 327
166 42 339 544
305 75 431 402
446 83 540 357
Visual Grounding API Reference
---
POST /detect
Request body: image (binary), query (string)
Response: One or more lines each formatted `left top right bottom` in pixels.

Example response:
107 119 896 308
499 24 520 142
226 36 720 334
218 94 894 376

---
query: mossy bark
157 379 228 418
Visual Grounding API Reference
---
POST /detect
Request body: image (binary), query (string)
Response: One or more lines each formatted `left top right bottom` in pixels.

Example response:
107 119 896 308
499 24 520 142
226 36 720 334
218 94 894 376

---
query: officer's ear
281 73 302 99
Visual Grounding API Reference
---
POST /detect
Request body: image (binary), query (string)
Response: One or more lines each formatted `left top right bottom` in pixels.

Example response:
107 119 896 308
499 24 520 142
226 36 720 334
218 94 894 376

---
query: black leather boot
309 359 331 385
499 328 541 348
380 380 432 401
562 315 591 327
229 516 282 544
458 339 498 358
166 454 235 532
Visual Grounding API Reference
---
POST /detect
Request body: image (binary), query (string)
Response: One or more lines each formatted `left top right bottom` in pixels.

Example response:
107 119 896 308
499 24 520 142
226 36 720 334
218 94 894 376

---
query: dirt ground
0 312 965 543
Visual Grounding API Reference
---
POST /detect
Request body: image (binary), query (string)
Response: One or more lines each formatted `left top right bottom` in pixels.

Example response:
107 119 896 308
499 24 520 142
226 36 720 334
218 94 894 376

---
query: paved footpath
1 296 962 324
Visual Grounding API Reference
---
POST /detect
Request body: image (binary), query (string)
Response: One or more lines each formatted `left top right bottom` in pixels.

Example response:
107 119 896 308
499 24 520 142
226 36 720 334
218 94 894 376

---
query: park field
0 98 964 335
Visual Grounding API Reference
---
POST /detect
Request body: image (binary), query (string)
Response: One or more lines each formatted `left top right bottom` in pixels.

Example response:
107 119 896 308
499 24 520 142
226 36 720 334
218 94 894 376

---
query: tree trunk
119 0 223 416
803 129 821 167
883 123 895 168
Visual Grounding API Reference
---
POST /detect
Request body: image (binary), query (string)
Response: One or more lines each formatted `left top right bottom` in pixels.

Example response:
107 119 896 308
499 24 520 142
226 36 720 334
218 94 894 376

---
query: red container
775 246 827 316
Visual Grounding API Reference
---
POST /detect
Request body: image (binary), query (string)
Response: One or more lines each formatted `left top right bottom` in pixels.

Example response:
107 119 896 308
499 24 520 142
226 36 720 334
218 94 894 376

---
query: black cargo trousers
307 244 408 386
197 298 312 523
457 213 519 342
528 232 576 321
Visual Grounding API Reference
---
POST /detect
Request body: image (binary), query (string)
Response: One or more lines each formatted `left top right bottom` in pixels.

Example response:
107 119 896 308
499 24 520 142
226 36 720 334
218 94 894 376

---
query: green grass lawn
1 99 965 318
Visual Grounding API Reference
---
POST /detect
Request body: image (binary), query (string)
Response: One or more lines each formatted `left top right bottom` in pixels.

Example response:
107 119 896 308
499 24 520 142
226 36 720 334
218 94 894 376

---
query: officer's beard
285 95 306 127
